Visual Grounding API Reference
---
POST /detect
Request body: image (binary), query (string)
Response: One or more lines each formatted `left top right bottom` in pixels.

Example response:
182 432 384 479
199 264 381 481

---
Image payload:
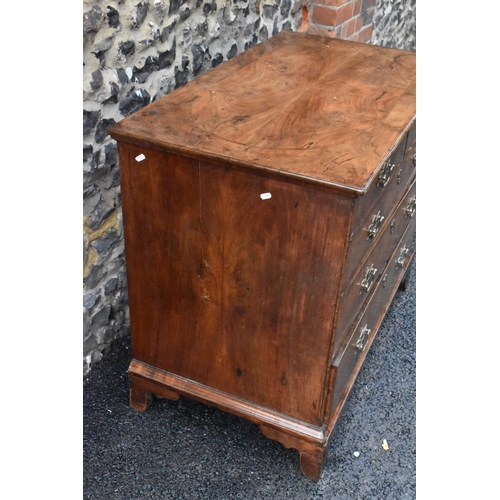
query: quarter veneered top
109 31 416 194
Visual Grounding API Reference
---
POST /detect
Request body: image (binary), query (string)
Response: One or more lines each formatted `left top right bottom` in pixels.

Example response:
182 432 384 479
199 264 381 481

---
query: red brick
312 0 350 6
353 0 361 16
341 17 357 39
311 3 354 27
357 24 373 43
354 15 363 33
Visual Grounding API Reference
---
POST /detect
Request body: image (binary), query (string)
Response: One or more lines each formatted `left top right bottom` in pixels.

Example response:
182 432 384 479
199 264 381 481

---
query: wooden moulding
128 359 328 481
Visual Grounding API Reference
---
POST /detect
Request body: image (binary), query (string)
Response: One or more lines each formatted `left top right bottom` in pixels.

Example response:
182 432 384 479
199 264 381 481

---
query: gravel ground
83 256 415 500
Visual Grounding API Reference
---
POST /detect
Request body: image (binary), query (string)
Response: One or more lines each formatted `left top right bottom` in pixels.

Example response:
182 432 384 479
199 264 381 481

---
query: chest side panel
119 143 352 424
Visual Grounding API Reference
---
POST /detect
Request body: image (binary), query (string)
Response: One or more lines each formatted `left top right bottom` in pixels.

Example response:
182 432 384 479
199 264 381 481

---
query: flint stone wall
371 0 415 51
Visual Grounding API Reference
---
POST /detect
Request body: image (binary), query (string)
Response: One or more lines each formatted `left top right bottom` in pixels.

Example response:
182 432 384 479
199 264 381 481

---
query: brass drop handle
382 273 388 288
378 160 395 187
360 264 377 292
367 211 385 239
405 196 416 218
356 325 371 351
396 245 409 268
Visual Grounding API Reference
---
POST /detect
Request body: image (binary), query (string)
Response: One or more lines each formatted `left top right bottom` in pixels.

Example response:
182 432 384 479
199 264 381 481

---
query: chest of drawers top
109 30 416 195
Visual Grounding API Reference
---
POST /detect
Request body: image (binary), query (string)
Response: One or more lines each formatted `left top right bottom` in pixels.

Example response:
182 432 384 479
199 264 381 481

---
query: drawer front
334 181 416 353
329 215 416 416
350 134 407 230
343 148 415 289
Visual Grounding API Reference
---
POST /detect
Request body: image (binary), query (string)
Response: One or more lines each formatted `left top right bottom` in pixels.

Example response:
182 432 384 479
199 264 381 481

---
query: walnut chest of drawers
109 30 416 481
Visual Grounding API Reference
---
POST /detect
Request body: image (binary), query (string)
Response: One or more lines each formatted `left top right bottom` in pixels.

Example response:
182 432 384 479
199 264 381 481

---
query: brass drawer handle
356 324 371 351
396 245 409 268
360 264 377 292
405 196 416 218
412 153 416 168
378 160 395 187
367 211 385 239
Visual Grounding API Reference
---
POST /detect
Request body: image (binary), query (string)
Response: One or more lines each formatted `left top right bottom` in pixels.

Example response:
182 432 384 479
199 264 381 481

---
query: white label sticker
260 192 272 200
135 154 146 162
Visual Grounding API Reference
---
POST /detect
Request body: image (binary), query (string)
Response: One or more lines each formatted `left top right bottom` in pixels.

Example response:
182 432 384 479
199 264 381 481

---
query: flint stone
104 277 119 296
88 196 114 231
175 67 189 88
203 1 217 16
95 325 115 344
179 7 191 22
111 309 125 330
196 19 208 35
83 144 93 162
259 25 269 41
84 166 110 190
84 264 108 289
169 0 188 15
361 7 374 26
94 36 114 53
211 53 223 67
90 70 103 90
119 40 135 59
263 5 278 19
131 2 149 28
83 334 98 357
83 5 104 45
117 68 128 85
132 56 158 83
226 43 237 60
92 304 111 328
102 82 120 105
192 44 209 75
280 0 291 17
91 228 119 255
90 150 101 170
83 310 91 338
161 20 177 42
158 42 176 69
119 88 151 116
104 143 118 168
83 109 101 136
107 6 120 28
95 118 116 144
84 291 100 310
244 34 258 50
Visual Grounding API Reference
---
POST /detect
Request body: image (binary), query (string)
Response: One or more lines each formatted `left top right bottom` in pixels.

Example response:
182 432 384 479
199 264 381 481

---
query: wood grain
109 31 416 194
119 142 352 425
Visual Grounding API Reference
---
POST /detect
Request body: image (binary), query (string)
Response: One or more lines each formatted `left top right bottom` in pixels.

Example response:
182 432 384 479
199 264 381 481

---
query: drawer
329 215 416 416
334 181 416 353
343 141 415 289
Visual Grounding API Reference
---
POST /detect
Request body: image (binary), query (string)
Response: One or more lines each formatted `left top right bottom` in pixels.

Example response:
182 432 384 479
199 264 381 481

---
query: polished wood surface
110 30 416 193
118 142 352 425
109 31 416 482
